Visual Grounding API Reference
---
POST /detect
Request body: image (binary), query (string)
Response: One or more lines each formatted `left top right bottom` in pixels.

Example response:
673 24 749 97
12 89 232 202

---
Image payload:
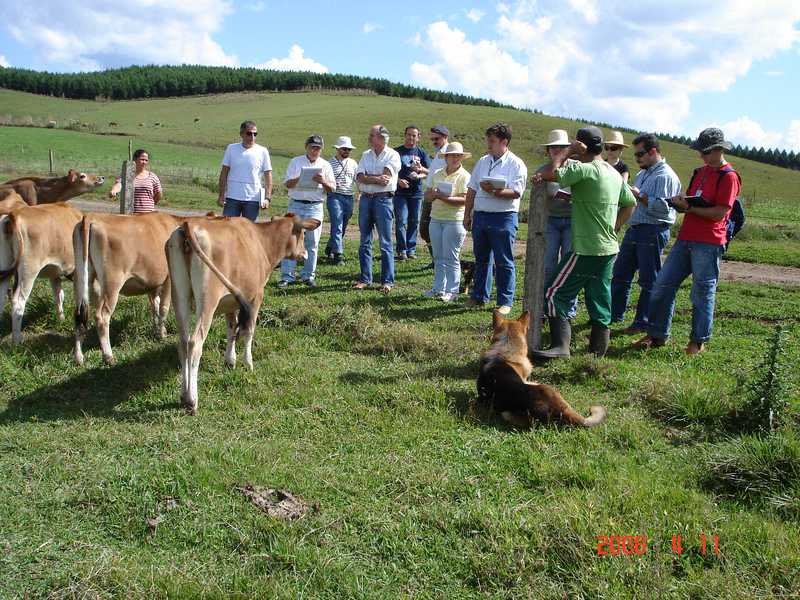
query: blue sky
1 0 799 151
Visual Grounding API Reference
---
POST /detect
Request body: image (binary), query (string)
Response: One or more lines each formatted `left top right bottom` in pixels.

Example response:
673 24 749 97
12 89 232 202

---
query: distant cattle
194 117 200 123
0 203 83 342
0 170 105 206
108 121 118 127
154 122 161 127
165 214 320 414
46 120 57 128
73 212 185 365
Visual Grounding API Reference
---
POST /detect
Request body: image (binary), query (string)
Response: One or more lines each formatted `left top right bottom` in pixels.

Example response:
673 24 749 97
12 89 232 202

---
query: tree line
1 65 797 171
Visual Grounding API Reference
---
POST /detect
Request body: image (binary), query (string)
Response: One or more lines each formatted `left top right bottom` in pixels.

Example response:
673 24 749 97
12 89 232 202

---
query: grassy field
1 89 800 597
1 241 799 598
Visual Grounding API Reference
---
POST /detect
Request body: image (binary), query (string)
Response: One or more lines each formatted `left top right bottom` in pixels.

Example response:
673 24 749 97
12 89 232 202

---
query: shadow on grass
0 343 178 424
0 294 56 334
446 388 518 432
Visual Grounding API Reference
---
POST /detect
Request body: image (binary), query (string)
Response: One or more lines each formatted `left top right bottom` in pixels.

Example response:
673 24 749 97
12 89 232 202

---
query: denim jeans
611 224 671 328
358 195 395 285
324 193 354 256
393 194 422 257
471 211 518 307
280 200 324 282
223 198 260 221
429 219 467 295
646 239 724 343
545 216 577 319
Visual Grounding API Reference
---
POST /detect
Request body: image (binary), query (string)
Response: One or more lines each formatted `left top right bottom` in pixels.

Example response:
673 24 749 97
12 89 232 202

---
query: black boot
531 317 571 359
589 325 610 357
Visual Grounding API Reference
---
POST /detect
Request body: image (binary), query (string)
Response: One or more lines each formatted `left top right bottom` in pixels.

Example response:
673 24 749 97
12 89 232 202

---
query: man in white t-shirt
278 135 336 288
217 120 273 222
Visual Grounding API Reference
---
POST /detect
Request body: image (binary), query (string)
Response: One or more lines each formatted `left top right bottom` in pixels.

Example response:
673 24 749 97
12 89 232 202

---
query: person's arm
640 174 678 220
535 140 585 182
439 193 466 207
152 175 163 205
463 187 476 230
621 170 630 184
217 165 230 207
315 164 336 193
262 170 273 208
615 204 635 232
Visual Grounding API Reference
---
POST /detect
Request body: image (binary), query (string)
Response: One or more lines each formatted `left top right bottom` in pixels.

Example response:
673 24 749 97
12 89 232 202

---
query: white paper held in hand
436 181 453 197
481 176 506 190
298 166 323 189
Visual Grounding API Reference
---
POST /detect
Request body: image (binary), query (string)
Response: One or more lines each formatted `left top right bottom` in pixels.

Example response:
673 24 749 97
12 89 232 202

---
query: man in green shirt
532 126 636 358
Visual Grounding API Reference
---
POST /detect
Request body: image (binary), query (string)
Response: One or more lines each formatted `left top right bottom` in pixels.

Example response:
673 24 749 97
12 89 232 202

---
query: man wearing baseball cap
532 126 636 359
278 134 336 288
633 127 741 355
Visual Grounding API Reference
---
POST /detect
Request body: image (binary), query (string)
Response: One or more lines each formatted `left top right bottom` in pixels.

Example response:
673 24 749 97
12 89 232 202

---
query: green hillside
1 88 799 265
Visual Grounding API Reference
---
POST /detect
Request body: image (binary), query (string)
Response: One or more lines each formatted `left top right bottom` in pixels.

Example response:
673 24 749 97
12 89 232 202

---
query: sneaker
423 289 444 299
496 305 512 315
276 279 289 289
333 254 345 266
302 278 316 288
440 292 456 302
464 297 485 308
406 253 416 260
380 284 393 294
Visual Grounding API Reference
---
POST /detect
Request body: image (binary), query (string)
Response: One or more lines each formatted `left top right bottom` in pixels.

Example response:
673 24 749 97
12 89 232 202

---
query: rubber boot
589 325 610 357
531 317 571 359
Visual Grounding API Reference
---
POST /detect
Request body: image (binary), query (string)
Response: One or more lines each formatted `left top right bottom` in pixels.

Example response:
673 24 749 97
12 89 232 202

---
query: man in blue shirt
394 125 430 260
611 133 681 334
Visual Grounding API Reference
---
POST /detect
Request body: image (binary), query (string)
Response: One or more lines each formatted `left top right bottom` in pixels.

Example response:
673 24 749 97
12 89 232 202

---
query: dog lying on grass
476 310 606 428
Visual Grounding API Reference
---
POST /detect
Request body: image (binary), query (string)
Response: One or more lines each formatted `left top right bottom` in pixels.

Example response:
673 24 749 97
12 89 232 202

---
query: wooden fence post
49 149 54 175
128 139 132 161
119 160 135 214
523 182 548 352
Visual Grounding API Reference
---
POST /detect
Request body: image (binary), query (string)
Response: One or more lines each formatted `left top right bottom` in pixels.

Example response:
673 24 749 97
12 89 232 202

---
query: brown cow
72 212 185 365
1 170 105 206
165 214 320 414
0 190 28 213
0 203 83 342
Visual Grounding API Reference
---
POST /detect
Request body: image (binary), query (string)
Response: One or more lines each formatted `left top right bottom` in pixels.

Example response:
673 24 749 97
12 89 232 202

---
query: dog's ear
492 309 504 330
518 310 531 330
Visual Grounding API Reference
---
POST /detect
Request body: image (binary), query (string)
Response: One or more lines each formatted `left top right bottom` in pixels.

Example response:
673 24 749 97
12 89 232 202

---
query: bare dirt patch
237 485 318 521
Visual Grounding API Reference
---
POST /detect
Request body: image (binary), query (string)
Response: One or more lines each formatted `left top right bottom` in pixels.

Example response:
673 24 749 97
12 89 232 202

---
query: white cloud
254 45 328 73
362 22 381 34
410 2 800 134
410 62 447 88
719 116 800 151
0 55 9 68
466 9 485 23
0 0 237 70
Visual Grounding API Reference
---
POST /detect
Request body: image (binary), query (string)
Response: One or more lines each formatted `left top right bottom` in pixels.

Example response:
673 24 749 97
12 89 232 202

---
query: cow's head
283 212 321 261
66 169 105 192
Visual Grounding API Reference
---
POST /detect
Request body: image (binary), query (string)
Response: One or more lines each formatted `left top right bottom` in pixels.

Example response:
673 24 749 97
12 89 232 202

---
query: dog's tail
581 405 607 427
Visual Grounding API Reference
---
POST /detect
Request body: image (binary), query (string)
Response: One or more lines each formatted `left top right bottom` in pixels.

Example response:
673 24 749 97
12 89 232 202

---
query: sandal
685 342 705 355
632 335 666 350
352 281 369 290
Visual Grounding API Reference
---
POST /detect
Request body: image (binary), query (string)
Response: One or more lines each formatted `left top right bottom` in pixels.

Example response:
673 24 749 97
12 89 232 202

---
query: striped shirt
133 172 162 213
329 156 358 195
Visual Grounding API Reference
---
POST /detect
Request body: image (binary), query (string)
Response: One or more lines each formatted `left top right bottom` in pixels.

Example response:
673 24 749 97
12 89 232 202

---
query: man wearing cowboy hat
611 133 681 335
633 127 741 355
531 126 636 359
278 134 336 288
324 135 359 266
537 129 578 320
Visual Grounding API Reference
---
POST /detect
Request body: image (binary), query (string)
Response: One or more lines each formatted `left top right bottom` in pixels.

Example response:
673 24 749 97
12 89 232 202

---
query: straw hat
605 131 628 148
541 129 570 147
332 135 356 149
441 141 471 159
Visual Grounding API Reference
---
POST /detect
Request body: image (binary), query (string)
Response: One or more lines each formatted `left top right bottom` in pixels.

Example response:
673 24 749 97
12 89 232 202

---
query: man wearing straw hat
278 134 336 288
611 133 681 335
531 126 636 359
324 136 359 266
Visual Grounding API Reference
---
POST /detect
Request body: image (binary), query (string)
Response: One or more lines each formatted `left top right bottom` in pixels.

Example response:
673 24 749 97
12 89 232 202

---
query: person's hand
463 213 472 230
398 178 410 189
260 198 270 209
630 186 641 198
376 174 391 185
312 174 324 184
671 194 689 212
434 189 448 200
479 181 494 193
217 196 225 207
570 140 587 154
286 176 300 187
531 173 544 185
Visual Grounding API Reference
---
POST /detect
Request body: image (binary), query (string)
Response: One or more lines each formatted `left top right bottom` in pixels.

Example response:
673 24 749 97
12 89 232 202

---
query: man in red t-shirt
633 128 740 354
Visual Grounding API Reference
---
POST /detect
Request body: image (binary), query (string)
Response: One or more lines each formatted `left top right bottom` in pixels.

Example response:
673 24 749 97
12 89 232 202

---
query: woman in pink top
132 148 163 213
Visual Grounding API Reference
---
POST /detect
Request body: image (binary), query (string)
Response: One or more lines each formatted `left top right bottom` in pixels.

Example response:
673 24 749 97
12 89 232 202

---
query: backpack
687 165 745 249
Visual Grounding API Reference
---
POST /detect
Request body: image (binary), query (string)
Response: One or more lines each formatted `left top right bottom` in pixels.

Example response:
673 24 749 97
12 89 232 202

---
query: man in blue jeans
217 120 273 221
611 133 681 334
463 122 528 315
634 128 741 354
324 136 358 266
353 124 402 294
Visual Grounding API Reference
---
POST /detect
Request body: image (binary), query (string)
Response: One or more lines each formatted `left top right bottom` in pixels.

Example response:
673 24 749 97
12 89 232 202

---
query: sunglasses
634 150 648 158
604 145 622 151
244 131 258 137
339 148 351 152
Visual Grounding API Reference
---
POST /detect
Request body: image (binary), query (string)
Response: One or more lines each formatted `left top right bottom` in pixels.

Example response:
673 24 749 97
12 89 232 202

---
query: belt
291 199 323 204
362 192 393 199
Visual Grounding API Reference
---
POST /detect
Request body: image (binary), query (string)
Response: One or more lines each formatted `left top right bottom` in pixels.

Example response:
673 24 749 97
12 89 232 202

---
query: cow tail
0 213 23 291
74 216 91 333
181 221 252 337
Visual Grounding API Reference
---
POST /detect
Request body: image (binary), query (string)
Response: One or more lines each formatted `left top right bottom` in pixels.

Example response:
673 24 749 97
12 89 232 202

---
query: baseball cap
430 124 449 137
305 134 324 147
576 126 603 153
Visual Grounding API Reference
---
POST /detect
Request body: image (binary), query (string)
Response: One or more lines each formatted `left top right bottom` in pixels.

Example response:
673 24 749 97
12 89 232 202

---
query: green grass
1 245 799 598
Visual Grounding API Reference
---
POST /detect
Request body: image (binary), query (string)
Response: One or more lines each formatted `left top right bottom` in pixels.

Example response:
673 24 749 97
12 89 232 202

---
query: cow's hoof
103 355 116 366
74 354 84 366
224 360 236 369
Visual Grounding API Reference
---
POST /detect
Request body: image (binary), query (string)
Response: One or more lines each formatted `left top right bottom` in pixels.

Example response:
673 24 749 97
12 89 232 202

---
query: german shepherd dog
476 310 606 428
